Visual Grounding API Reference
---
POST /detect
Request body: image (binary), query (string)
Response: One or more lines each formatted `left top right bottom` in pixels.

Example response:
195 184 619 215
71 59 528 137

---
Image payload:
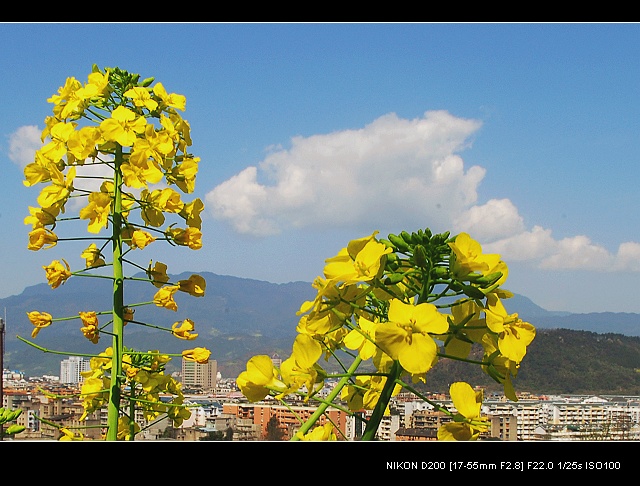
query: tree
264 415 285 441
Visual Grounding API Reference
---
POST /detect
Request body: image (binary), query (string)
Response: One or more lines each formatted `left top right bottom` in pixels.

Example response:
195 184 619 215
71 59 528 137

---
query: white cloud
206 110 485 236
483 225 557 261
611 242 640 272
9 125 41 168
484 227 640 273
206 109 640 273
453 198 525 242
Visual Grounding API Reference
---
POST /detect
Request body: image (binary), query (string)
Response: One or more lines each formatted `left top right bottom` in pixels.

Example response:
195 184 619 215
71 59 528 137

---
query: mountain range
1 272 639 384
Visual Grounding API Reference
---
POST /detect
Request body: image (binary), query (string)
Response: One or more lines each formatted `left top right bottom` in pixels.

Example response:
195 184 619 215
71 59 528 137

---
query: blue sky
1 22 639 314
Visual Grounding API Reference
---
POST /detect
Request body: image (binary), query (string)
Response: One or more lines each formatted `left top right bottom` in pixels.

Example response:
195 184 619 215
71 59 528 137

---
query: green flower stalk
21 65 211 440
237 229 537 441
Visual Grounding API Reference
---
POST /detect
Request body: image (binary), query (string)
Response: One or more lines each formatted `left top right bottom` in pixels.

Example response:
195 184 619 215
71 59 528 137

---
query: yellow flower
341 374 399 412
179 198 204 229
168 112 192 148
116 416 141 441
79 191 112 233
155 187 184 213
290 333 323 369
296 280 363 344
153 82 186 111
479 333 518 400
27 311 53 338
323 231 392 286
124 86 158 111
171 319 198 340
129 229 156 249
484 294 536 364
167 398 192 428
139 187 185 227
133 124 174 161
182 347 211 364
277 336 325 400
121 159 163 189
37 165 75 210
24 205 60 230
153 284 180 311
437 382 489 441
59 428 84 441
43 259 72 289
236 355 286 402
296 423 337 441
168 156 200 193
53 71 109 120
67 126 101 163
166 226 202 250
375 299 449 375
439 300 487 360
99 106 146 147
81 243 106 268
47 76 82 106
147 261 170 288
178 274 206 297
79 311 100 344
79 375 109 420
343 316 378 360
448 233 507 287
27 227 58 251
39 121 76 164
341 376 368 411
23 159 53 187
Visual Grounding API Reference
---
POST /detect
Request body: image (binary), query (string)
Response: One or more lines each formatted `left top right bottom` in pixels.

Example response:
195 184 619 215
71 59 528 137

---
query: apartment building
222 400 350 440
60 356 91 385
181 358 218 392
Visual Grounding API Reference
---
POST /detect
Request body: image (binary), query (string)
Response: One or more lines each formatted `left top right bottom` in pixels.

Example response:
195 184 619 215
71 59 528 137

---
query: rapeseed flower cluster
238 229 536 440
21 65 211 440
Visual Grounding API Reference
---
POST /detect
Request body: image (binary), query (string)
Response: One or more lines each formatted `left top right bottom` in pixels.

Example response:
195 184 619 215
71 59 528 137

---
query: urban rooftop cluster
2 354 639 441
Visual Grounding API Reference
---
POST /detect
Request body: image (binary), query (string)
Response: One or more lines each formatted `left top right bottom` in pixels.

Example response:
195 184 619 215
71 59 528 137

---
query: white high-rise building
60 356 91 384
181 359 218 391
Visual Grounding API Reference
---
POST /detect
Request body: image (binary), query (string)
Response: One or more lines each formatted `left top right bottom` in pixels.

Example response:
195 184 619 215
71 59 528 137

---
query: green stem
360 360 402 441
16 335 110 359
290 356 363 441
106 144 125 441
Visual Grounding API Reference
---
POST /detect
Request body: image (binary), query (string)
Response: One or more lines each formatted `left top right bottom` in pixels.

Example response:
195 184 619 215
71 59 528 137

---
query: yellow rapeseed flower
182 347 211 364
171 318 198 340
375 299 449 375
27 227 58 251
27 311 53 338
42 259 72 289
437 382 489 441
153 284 180 311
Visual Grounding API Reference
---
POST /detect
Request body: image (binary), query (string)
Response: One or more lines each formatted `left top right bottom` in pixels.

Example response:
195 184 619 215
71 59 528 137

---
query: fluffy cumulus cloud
206 109 640 274
207 110 486 236
484 227 640 272
453 198 525 242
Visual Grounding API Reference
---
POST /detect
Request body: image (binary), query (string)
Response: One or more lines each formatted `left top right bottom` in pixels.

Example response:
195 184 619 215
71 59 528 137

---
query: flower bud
413 244 428 268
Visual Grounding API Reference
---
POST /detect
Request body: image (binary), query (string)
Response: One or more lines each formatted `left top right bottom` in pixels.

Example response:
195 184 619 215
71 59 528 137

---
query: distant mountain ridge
1 272 639 379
